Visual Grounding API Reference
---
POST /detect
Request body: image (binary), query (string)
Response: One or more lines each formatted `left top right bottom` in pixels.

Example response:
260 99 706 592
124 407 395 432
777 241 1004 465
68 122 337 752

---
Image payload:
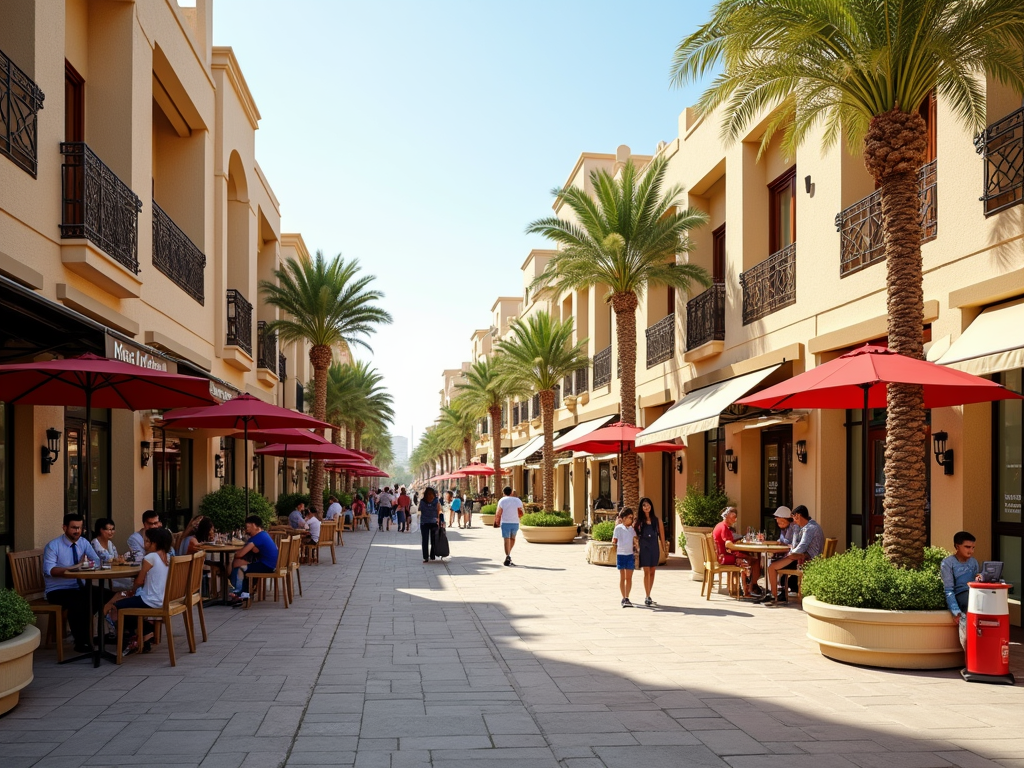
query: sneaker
507 560 516 567
752 593 772 604
644 597 653 607
503 557 511 567
621 598 627 607
623 598 633 607
759 594 777 605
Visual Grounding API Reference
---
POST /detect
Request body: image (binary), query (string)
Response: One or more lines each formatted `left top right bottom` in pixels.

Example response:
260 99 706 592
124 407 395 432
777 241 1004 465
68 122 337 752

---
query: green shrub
480 503 497 515
591 520 616 541
275 492 310 519
678 531 687 550
338 492 354 507
802 544 947 611
0 589 35 642
675 485 731 528
200 486 274 532
521 512 576 527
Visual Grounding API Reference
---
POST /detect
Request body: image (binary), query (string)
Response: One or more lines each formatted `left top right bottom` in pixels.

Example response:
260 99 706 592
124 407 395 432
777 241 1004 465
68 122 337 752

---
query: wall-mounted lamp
724 448 738 474
568 469 573 482
140 440 152 469
278 459 284 475
795 440 807 464
214 453 225 479
676 455 683 474
612 465 618 481
41 427 61 474
292 467 300 487
804 174 814 196
932 431 954 475
586 466 591 479
636 455 643 472
252 455 260 473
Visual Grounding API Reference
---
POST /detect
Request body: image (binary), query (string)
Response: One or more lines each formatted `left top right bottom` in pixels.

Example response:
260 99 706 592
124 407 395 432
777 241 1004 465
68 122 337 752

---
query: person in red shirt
712 507 762 598
396 487 412 533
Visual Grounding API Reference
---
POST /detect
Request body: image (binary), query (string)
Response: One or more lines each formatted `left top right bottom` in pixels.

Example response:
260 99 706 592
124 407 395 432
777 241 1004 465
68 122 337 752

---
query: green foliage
802 544 948 611
275 492 310 519
521 512 575 527
591 520 616 542
675 485 731 528
0 589 35 642
200 486 274 532
480 503 497 515
524 503 544 514
678 531 687 550
338 492 354 507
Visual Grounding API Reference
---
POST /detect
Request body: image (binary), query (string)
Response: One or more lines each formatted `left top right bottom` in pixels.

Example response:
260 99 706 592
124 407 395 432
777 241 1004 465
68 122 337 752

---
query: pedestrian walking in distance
635 497 664 606
494 486 523 566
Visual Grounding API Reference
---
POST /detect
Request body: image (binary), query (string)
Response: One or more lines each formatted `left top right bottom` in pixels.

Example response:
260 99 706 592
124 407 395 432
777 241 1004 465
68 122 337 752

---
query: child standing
613 508 637 607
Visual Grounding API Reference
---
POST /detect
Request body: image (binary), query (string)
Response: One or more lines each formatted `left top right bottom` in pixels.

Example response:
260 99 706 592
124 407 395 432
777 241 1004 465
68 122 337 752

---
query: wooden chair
286 535 303 602
335 518 345 546
245 536 291 609
303 521 337 565
352 510 371 530
182 551 207 650
777 537 839 600
7 549 68 662
342 513 354 533
701 533 743 600
116 553 193 666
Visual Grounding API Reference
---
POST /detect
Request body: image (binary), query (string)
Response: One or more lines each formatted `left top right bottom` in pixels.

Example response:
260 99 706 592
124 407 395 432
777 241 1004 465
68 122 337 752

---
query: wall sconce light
568 469 573 482
277 459 284 475
724 449 738 473
252 456 260 473
676 455 683 474
140 440 152 469
586 466 591 479
292 467 300 487
795 440 807 464
636 455 643 472
932 431 954 475
41 427 62 474
214 454 224 479
612 465 618 481
804 175 814 196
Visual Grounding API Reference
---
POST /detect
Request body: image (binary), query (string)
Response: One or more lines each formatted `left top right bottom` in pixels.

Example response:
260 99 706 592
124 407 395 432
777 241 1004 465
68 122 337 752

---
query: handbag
435 526 451 558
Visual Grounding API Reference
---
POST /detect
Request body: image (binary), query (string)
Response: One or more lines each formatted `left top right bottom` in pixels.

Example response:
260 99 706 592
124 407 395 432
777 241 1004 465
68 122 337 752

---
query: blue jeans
231 561 274 593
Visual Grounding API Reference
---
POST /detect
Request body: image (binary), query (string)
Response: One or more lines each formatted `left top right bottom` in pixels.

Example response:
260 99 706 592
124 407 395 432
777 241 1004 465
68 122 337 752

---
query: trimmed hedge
591 520 615 542
275 492 310 519
675 484 732 528
480 503 497 515
0 589 35 642
200 486 274 532
521 512 574 527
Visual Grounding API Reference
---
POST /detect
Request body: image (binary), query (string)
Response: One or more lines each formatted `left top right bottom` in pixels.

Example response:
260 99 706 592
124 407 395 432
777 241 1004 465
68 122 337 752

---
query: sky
210 0 717 452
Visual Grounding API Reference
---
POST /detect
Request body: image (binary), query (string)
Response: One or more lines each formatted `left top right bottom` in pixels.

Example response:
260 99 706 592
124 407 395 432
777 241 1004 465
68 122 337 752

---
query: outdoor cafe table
727 540 790 593
60 563 140 667
200 542 245 606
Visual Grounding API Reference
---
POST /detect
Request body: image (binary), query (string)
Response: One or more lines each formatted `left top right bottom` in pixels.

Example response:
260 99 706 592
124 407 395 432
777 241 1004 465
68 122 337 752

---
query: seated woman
102 527 174 654
713 507 762 598
92 517 134 590
178 516 214 556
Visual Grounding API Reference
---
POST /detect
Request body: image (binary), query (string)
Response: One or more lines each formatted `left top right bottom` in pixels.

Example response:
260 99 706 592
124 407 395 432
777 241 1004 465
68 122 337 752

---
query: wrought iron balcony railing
976 107 1024 216
152 200 206 304
60 143 143 273
278 352 287 380
836 160 937 277
575 365 588 394
593 345 612 388
512 402 521 426
256 320 277 372
532 393 541 419
740 242 797 325
1 46 44 176
645 313 675 368
686 283 726 350
226 289 253 355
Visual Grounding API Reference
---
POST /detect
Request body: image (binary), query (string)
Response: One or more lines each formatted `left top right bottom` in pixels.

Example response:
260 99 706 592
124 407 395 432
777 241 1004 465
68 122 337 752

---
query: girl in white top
612 508 638 607
102 527 174 653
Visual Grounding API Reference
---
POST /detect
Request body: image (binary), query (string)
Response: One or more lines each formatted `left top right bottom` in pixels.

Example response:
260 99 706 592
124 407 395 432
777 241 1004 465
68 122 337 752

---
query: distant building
392 435 409 465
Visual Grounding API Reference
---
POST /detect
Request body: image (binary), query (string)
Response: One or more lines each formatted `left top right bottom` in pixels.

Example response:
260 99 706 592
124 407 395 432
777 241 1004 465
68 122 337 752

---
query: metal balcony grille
152 200 205 304
278 352 287 380
531 393 540 419
645 313 675 368
976 107 1024 216
563 374 573 397
686 283 726 350
60 142 142 273
593 346 612 388
575 366 588 394
836 160 937 276
512 402 521 426
226 289 253 355
257 320 277 371
0 47 44 176
740 242 797 324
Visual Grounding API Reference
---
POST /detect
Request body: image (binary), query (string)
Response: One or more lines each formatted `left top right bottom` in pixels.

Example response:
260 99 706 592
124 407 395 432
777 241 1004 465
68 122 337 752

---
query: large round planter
480 514 495 526
681 524 712 582
586 540 616 566
0 624 41 716
803 596 963 670
520 525 577 544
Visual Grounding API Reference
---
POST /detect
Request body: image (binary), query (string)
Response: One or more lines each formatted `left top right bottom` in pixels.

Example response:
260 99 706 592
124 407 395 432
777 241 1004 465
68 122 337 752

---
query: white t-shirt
307 516 321 543
326 502 342 521
139 552 169 608
613 524 636 556
496 496 522 523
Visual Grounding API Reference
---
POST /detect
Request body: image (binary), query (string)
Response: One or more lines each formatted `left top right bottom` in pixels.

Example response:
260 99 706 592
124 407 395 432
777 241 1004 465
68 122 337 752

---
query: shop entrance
64 407 110 522
661 452 676 551
760 425 793 535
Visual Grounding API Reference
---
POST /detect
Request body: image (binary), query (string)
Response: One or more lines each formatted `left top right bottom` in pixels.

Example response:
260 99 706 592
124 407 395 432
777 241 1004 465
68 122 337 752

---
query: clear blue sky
211 0 716 451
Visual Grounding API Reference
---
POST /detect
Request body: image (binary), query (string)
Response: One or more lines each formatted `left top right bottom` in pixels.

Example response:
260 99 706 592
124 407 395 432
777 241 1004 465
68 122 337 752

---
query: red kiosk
961 581 1015 685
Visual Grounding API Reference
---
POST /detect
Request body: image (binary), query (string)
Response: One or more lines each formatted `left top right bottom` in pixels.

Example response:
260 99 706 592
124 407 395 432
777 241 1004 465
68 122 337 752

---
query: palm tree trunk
490 404 503 496
540 389 556 511
611 292 640 511
864 107 929 570
309 344 332 514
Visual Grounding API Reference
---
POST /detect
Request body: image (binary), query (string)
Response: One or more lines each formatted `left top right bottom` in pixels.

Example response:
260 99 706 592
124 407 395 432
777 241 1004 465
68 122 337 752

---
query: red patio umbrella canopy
228 427 327 445
255 442 365 462
558 422 684 454
457 463 498 476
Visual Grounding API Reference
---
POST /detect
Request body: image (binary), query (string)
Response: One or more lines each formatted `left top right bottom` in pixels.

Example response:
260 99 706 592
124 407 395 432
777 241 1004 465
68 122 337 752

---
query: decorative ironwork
976 107 1024 216
152 200 205 304
740 242 797 324
278 352 287 380
563 374 573 397
594 346 612 387
257 320 277 372
645 313 675 368
575 366 588 394
531 393 541 419
226 289 253 355
0 46 44 176
480 417 488 435
60 142 142 273
686 283 726 350
512 402 521 426
836 160 937 276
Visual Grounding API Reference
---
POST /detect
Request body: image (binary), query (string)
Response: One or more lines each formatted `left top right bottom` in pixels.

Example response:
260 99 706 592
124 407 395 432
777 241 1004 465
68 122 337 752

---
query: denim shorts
616 554 635 570
500 522 519 539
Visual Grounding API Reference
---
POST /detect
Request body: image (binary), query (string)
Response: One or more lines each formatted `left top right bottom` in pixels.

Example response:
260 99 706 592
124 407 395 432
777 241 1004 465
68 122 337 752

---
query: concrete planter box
520 525 577 544
804 596 963 670
480 514 495 527
681 524 712 582
586 540 668 567
0 624 40 716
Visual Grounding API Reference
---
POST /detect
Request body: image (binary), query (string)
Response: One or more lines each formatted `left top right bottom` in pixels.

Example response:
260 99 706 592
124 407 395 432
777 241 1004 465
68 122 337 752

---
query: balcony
740 242 796 324
836 160 937 277
256 321 278 384
226 288 253 360
563 374 574 397
575 366 588 394
686 283 726 355
1 47 44 176
593 345 612 388
512 402 521 426
278 352 287 381
976 107 1024 216
531 393 540 420
152 200 206 304
645 313 675 368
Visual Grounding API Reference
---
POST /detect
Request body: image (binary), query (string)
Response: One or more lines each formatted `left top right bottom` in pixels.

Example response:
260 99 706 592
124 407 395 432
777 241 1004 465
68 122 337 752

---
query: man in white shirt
494 486 524 567
304 508 321 544
325 495 343 522
127 510 169 561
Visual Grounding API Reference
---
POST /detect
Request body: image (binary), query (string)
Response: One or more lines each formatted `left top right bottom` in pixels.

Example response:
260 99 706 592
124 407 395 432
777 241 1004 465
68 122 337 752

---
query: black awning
0 276 106 362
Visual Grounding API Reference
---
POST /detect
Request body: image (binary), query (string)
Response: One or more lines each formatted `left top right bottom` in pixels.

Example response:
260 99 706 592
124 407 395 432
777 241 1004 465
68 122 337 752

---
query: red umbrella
234 429 331 490
457 463 497 476
0 352 216 527
736 345 1022 548
255 442 365 462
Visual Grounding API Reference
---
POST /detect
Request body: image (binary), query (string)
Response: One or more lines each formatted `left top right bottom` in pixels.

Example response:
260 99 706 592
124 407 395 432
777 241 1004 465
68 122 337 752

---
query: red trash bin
961 582 1015 685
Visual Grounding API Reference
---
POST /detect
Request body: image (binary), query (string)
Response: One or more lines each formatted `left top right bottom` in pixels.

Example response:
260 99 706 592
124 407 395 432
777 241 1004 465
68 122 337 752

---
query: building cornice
212 46 261 130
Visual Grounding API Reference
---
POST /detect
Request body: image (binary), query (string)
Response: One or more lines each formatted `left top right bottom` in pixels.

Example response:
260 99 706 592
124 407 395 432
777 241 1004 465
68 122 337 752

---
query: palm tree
438 397 480 494
670 0 1024 568
497 312 589 511
261 252 392 514
320 360 394 490
527 156 710 511
456 356 518 493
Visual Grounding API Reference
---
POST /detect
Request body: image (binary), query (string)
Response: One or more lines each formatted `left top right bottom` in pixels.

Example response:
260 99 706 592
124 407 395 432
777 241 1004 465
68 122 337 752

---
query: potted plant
200 485 275 532
520 511 577 543
802 544 961 670
675 485 730 581
585 520 617 566
479 502 497 527
0 589 40 716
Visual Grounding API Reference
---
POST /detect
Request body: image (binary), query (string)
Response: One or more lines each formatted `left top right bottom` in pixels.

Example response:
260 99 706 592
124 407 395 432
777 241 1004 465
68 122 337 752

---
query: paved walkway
3 525 1023 768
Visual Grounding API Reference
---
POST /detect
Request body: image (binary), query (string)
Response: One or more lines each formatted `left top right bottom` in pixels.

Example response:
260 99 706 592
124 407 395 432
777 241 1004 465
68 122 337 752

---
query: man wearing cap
771 506 799 598
759 505 824 605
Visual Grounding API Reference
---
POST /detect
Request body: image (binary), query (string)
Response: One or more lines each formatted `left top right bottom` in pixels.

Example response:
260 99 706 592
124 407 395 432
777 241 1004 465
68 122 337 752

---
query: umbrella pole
244 421 250 517
861 384 871 550
82 388 92 534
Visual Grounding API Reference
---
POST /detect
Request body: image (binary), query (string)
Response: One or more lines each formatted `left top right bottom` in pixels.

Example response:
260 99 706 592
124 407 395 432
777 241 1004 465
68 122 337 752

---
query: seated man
941 531 979 648
715 507 762 597
760 505 823 605
289 501 308 530
43 514 112 653
228 515 280 605
324 495 342 522
127 509 169 561
303 507 321 544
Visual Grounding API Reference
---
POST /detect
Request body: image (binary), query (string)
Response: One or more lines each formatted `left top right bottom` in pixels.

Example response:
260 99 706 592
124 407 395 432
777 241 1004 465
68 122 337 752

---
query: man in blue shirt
288 501 308 530
43 513 111 652
941 530 979 613
228 515 280 606
760 505 824 605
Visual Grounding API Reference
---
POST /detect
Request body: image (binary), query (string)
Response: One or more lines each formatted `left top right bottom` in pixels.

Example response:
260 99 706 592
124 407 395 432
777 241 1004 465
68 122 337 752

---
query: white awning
936 298 1024 376
552 414 617 451
635 364 783 446
502 435 544 467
